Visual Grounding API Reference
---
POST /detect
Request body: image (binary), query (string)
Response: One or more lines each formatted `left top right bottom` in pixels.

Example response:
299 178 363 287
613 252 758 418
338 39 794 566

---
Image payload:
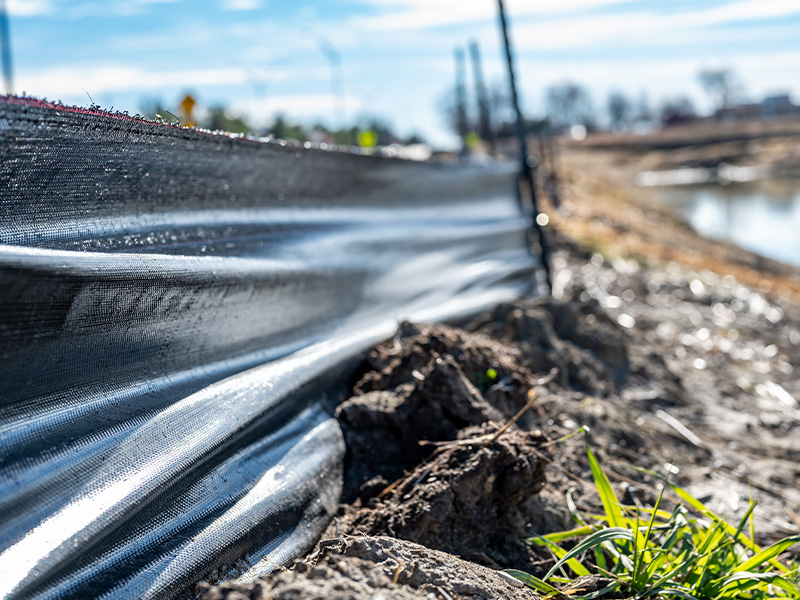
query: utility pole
314 34 346 129
469 40 495 152
0 0 13 95
497 0 551 293
454 47 469 154
545 127 562 209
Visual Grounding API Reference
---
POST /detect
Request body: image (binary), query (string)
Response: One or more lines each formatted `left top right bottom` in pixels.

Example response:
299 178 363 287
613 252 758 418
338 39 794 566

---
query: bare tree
607 90 632 131
545 83 596 133
698 69 736 113
439 79 514 141
438 85 466 138
660 96 697 127
632 92 656 130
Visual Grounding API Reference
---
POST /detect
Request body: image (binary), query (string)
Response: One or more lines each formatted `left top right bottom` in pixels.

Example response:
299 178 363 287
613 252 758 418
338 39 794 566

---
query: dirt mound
197 536 539 600
466 297 629 394
334 428 547 568
338 299 629 502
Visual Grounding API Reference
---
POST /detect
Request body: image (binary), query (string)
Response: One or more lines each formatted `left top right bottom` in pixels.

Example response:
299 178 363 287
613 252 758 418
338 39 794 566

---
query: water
645 179 800 267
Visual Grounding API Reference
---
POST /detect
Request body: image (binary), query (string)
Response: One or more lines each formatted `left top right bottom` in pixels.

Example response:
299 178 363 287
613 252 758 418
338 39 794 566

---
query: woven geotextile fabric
0 96 540 599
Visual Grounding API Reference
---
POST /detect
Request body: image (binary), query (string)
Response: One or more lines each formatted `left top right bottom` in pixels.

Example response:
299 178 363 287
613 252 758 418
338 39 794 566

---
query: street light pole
314 34 346 129
469 40 495 152
0 0 13 95
454 47 469 154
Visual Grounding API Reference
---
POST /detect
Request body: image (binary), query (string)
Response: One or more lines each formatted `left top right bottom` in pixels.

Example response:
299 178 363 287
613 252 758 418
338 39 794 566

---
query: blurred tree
361 118 399 146
440 81 511 142
268 115 308 141
439 85 467 139
659 96 697 127
632 92 656 130
495 116 547 139
487 84 514 134
607 90 632 131
308 122 358 146
139 96 171 122
545 83 596 133
698 69 736 113
403 132 426 145
440 80 545 143
331 126 358 146
205 106 250 134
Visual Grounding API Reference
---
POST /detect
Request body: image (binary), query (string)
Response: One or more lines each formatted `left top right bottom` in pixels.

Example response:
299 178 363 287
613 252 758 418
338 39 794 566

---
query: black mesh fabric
0 96 540 599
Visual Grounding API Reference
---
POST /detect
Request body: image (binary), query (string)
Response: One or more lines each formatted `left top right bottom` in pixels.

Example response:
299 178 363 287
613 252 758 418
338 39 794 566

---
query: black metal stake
497 0 552 293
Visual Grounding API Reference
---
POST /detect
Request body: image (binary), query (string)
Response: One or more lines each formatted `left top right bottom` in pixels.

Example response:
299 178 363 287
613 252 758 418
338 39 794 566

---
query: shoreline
551 145 800 303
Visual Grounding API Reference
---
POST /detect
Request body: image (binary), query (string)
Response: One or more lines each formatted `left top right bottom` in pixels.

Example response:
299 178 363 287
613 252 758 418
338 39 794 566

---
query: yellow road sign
180 94 196 126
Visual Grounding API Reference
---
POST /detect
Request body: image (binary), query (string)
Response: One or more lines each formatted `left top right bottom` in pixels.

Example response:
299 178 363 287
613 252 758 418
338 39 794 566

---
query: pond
643 179 800 267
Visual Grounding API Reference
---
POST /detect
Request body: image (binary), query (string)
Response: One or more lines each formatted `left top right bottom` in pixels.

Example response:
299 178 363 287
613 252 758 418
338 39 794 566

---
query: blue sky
8 0 800 147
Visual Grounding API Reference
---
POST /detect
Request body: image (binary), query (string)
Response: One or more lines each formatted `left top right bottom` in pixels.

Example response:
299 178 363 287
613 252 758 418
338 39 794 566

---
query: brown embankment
561 117 800 176
549 125 800 303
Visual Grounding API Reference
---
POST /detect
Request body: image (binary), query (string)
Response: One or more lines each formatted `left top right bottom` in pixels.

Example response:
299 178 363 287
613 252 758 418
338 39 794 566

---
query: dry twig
420 368 559 452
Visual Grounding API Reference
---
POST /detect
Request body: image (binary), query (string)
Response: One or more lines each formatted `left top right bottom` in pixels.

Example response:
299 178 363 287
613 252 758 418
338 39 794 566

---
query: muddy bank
199 223 799 599
569 119 800 176
550 150 800 302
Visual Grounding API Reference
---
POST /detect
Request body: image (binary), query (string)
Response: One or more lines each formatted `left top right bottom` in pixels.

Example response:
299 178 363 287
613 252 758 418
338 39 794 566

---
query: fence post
497 0 552 293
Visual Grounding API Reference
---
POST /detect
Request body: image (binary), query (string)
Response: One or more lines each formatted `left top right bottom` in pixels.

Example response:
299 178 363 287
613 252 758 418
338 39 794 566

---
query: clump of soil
338 299 630 503
334 427 547 568
197 536 539 600
466 297 629 394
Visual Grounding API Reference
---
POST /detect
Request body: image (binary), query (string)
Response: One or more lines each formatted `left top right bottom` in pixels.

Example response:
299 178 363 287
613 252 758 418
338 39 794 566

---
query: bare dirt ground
198 147 800 600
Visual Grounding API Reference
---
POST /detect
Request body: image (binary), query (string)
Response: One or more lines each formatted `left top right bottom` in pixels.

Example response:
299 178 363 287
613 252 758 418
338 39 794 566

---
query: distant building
762 94 796 117
715 93 800 121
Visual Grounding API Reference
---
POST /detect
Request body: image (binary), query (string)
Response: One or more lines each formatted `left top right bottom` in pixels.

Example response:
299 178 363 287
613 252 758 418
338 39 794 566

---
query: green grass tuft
505 434 800 599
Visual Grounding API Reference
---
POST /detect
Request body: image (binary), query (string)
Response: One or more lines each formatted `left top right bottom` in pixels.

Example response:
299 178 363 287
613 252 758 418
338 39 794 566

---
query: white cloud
18 65 251 97
7 0 55 17
112 0 186 17
17 62 331 101
352 0 635 31
509 0 800 51
20 0 188 19
126 0 185 5
110 25 220 53
352 0 800 44
219 0 263 11
227 92 364 128
690 0 800 25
